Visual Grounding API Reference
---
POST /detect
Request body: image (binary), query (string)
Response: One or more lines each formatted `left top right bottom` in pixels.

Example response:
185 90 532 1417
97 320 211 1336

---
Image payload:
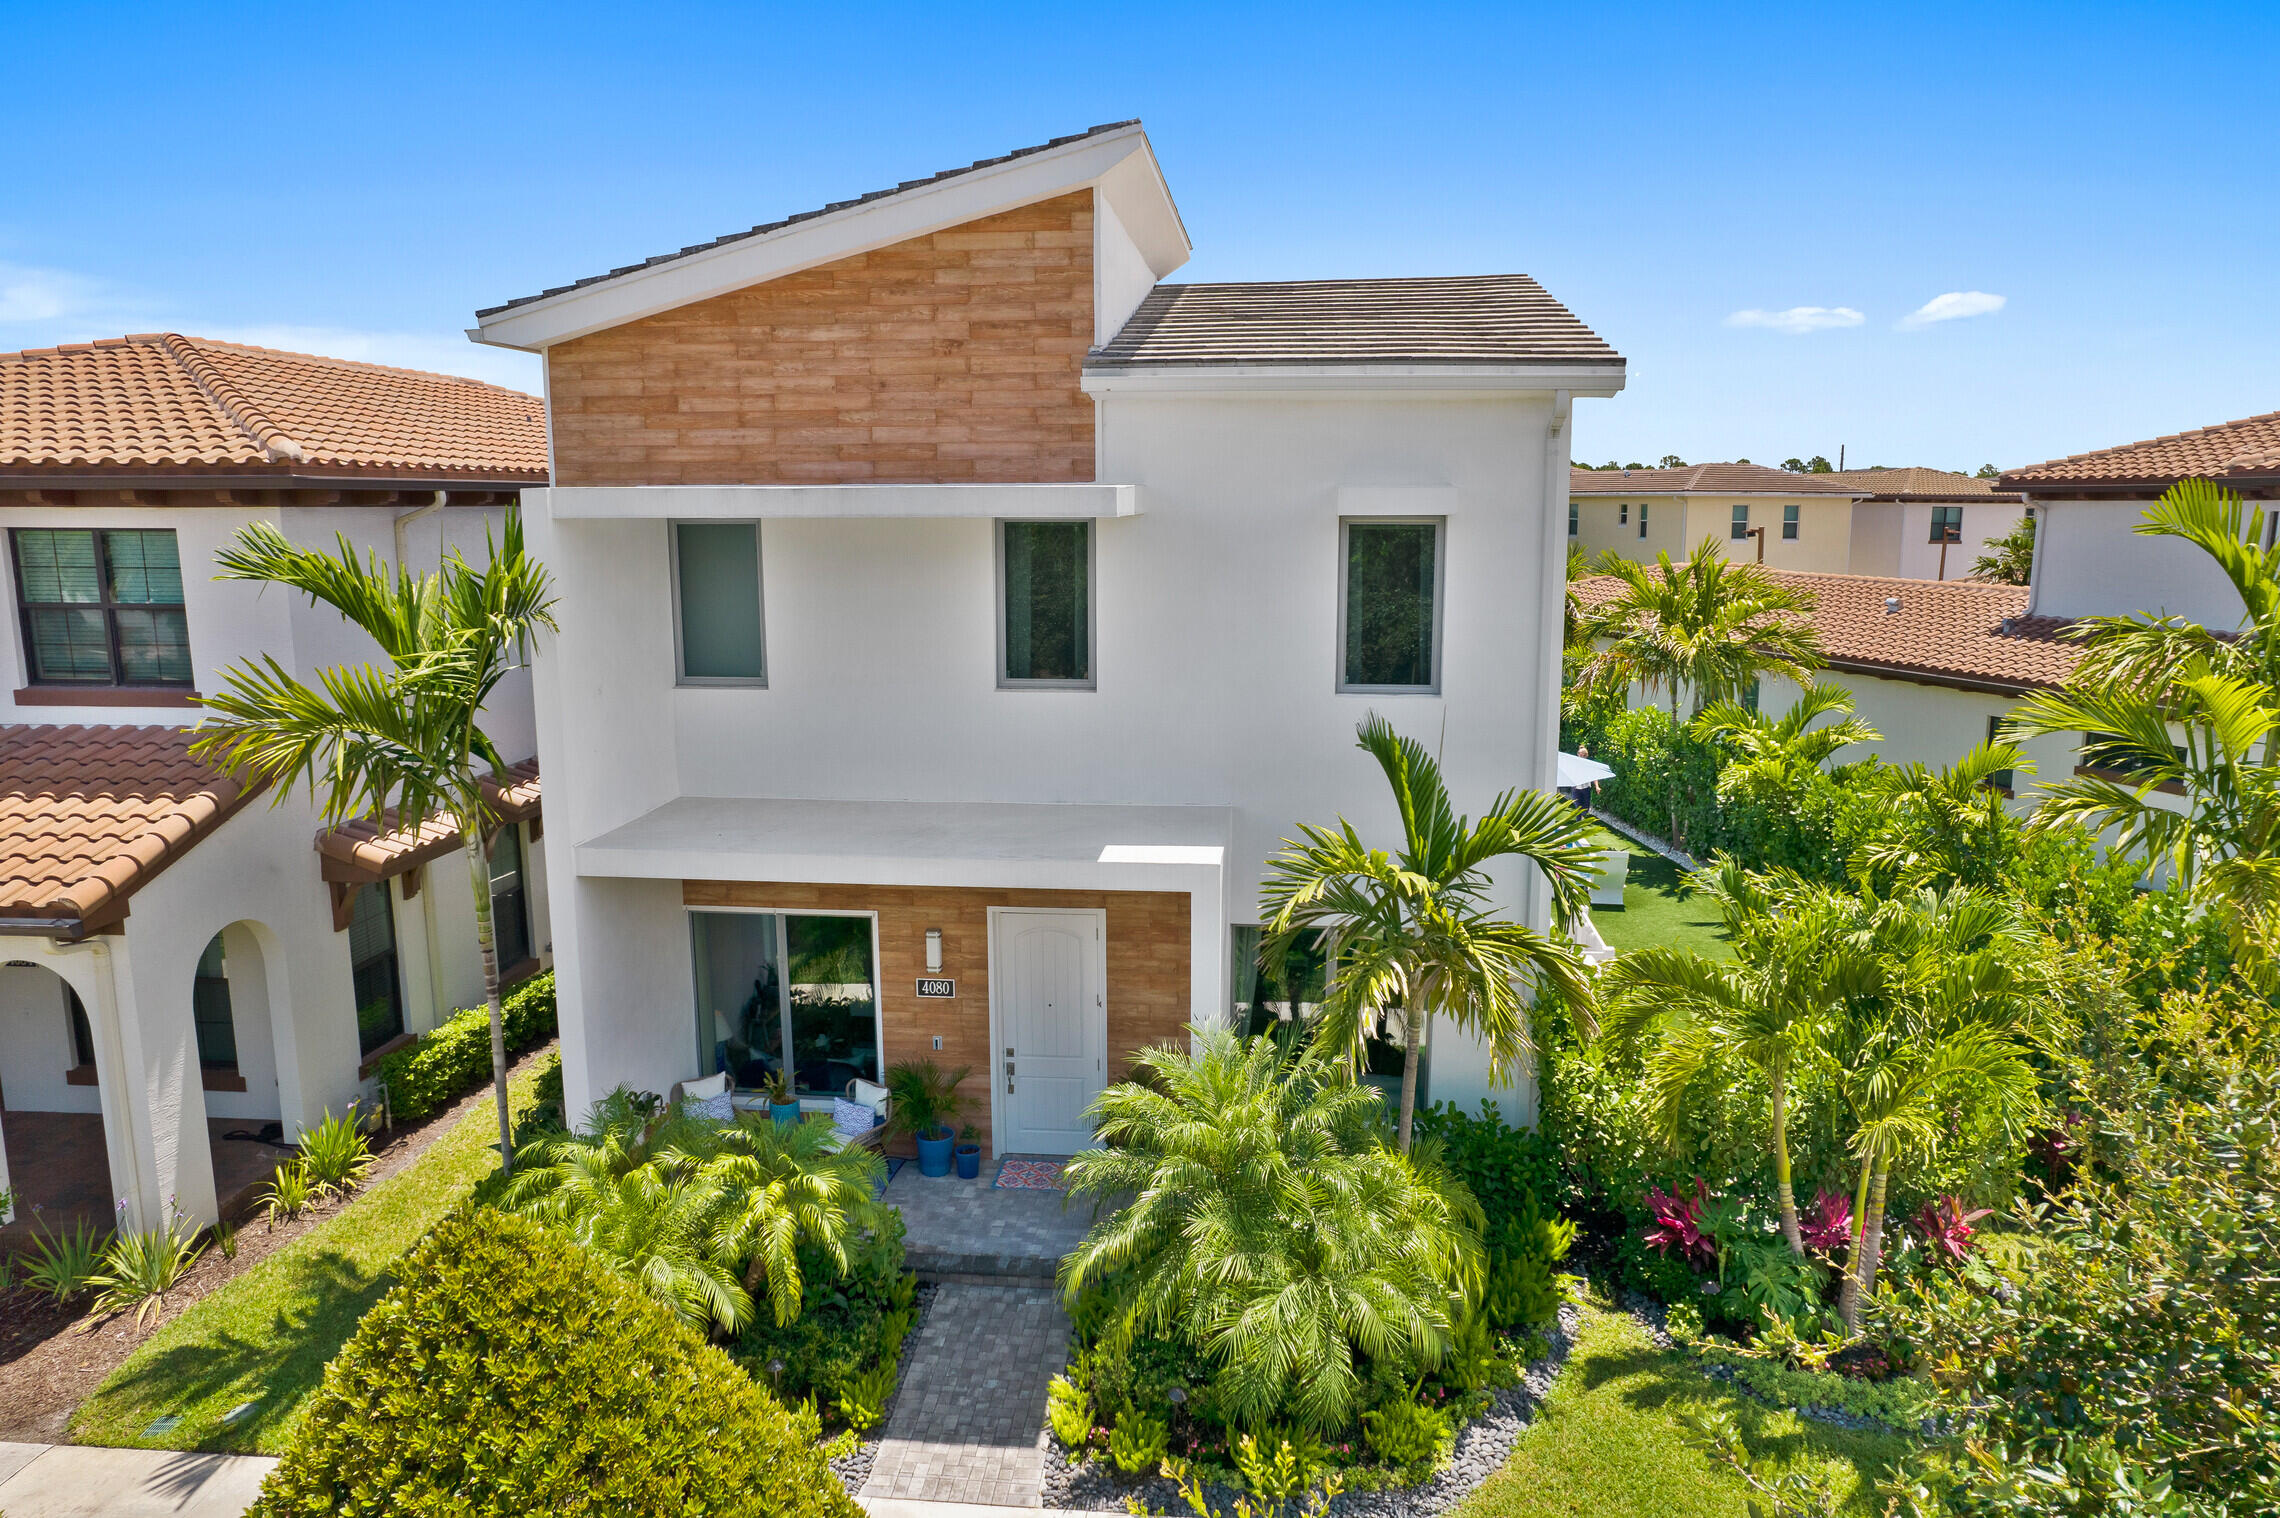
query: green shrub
21 1217 106 1301
248 1207 857 1518
1047 1374 1093 1450
834 1358 897 1434
734 1214 913 1408
1692 1341 1937 1431
86 1207 205 1326
375 971 557 1124
296 1109 374 1196
1109 1404 1170 1476
1360 1399 1446 1471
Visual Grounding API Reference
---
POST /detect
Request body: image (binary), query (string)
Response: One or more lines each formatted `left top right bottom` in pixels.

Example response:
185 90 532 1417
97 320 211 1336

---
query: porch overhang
537 483 1140 521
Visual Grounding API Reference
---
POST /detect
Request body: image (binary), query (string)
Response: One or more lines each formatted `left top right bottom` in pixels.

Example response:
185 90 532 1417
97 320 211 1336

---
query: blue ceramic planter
916 1128 955 1177
770 1101 802 1125
955 1143 982 1180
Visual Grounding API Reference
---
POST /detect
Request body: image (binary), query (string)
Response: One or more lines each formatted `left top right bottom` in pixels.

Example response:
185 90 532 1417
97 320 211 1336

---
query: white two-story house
0 334 553 1235
472 122 1624 1156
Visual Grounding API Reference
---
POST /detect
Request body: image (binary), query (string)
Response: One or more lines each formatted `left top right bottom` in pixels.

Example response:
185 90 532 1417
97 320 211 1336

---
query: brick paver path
861 1283 1069 1507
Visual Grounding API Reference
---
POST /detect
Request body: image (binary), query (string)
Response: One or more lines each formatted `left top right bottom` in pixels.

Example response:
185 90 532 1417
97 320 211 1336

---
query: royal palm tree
1060 1031 1482 1434
1847 742 2034 893
189 516 556 1171
1691 683 1881 807
1258 715 1601 1150
1601 864 1881 1258
1571 537 1825 721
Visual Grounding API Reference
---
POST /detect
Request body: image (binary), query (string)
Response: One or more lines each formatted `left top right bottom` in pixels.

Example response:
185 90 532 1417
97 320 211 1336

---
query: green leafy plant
1140 1452 1344 1518
261 1161 317 1227
1232 1429 1333 1501
244 1208 860 1518
1047 1374 1093 1451
374 973 558 1124
1360 1397 1447 1471
1572 537 1827 722
296 1108 375 1196
22 1216 106 1302
834 1358 898 1434
883 1059 968 1142
765 1067 794 1105
1678 1406 1840 1517
212 1219 240 1261
1108 1405 1169 1476
86 1205 208 1326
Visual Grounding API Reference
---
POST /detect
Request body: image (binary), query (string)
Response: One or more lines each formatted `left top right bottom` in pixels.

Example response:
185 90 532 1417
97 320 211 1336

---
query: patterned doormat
992 1156 1067 1191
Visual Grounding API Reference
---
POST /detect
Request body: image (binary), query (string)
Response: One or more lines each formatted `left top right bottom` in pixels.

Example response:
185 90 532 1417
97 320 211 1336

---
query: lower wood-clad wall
682 881 1192 1157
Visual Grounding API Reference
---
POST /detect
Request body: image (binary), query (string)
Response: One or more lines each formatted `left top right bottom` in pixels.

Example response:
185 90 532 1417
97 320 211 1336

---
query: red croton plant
1910 1195 1992 1264
1641 1179 1717 1268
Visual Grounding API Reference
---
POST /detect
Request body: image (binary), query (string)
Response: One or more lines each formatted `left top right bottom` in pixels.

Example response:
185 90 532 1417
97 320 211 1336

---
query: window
1730 504 1751 539
1986 714 2014 792
672 522 766 684
1930 507 1964 544
690 910 880 1098
489 825 532 974
999 520 1093 686
1340 518 1443 692
2082 730 2186 779
1568 501 1578 537
348 882 404 1056
1619 503 1628 525
10 528 191 686
192 932 238 1072
1638 502 1649 540
1229 925 1328 1039
1782 503 1800 540
67 983 94 1069
1744 678 1762 714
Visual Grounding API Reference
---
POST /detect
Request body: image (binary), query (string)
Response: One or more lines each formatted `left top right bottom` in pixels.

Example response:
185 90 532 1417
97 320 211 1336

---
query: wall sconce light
925 929 943 974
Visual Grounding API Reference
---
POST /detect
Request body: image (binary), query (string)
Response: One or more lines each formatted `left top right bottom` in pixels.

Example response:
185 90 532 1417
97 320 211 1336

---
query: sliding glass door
690 909 880 1098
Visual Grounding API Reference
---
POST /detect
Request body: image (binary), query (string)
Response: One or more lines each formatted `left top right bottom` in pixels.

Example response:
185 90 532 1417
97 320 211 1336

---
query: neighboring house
0 334 551 1234
471 121 1625 1152
1569 463 1869 573
1821 467 2029 582
2006 409 2279 629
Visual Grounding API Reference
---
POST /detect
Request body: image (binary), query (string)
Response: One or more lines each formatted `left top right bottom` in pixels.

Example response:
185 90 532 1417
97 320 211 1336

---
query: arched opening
197 923 298 1220
0 961 118 1245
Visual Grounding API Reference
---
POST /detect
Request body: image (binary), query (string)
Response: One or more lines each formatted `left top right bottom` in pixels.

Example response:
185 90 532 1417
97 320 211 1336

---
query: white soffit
472 125 1189 353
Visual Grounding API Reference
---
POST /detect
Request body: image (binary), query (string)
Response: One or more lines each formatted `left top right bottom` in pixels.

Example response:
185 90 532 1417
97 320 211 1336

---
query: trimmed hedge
248 1207 861 1518
375 971 557 1124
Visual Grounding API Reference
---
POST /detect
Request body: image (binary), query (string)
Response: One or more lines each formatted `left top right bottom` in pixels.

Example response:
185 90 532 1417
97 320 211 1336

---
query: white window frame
1782 503 1800 540
668 519 768 688
1638 502 1649 539
995 518 1097 691
1336 515 1446 696
685 905 883 1109
1730 503 1751 540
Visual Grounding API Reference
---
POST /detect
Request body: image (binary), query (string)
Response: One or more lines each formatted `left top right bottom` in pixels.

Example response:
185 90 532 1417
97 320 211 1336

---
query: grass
71 1062 543 1454
1585 824 1731 960
1453 1300 1916 1518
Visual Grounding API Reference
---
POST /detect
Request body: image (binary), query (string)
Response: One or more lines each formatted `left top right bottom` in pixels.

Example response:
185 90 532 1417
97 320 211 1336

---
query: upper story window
999 520 1092 688
1782 503 1800 540
1568 502 1578 537
10 527 191 687
672 522 767 685
1340 518 1442 694
1930 507 1964 544
1638 502 1649 539
1730 504 1750 540
1619 503 1628 525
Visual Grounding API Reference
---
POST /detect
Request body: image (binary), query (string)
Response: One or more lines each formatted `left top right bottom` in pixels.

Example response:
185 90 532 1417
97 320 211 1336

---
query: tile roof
2004 409 2280 492
1820 467 2021 502
1573 567 2079 692
1569 463 1863 495
0 725 264 934
1088 276 1621 369
477 122 1142 319
315 759 540 882
0 334 547 480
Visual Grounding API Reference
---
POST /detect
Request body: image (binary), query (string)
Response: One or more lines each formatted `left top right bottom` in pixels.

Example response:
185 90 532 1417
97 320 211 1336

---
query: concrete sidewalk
0 1442 275 1517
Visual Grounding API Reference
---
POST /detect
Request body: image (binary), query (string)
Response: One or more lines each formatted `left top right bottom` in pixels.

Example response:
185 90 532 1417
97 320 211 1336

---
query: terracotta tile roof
1574 567 2079 693
478 122 1141 319
0 334 547 480
2004 410 2280 493
315 759 540 883
0 725 263 933
1568 463 1864 495
1090 276 1621 369
1821 467 2022 502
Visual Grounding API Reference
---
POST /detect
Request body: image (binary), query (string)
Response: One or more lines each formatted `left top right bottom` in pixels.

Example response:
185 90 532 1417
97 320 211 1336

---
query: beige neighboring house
1569 463 1869 573
1823 468 2030 582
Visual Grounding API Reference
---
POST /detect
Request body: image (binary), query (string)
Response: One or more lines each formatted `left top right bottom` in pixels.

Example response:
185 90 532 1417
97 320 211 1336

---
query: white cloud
204 324 543 394
1899 291 2006 329
0 261 143 330
1724 305 1866 334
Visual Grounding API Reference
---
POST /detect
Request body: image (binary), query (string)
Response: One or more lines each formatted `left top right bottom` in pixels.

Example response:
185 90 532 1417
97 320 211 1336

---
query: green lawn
1586 826 1730 960
1454 1302 1915 1518
72 1062 544 1454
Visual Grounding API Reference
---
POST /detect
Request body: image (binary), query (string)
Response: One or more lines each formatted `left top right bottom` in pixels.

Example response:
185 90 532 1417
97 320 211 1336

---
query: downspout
45 936 153 1230
392 490 447 572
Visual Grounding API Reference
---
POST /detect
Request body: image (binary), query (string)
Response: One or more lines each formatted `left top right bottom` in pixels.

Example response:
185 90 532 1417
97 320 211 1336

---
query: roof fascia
1082 364 1627 397
472 125 1168 352
1824 655 2042 697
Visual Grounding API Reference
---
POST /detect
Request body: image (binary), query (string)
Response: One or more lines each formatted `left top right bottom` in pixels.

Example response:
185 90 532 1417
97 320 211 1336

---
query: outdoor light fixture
925 929 943 974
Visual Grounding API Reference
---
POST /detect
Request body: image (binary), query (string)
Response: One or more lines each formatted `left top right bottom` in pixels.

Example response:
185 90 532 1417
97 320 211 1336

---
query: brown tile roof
1574 567 2079 693
2004 409 2280 493
1090 276 1622 369
1569 462 1863 495
315 759 541 883
0 334 547 480
0 725 264 934
479 122 1142 319
1821 467 2021 502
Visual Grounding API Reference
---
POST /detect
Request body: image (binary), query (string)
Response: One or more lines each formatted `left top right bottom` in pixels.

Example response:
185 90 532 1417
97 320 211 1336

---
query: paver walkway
0 1442 275 1517
861 1283 1070 1508
885 1165 1094 1283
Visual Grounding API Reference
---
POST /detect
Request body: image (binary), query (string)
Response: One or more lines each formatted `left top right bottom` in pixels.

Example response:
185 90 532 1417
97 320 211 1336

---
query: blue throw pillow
688 1091 733 1123
832 1098 876 1138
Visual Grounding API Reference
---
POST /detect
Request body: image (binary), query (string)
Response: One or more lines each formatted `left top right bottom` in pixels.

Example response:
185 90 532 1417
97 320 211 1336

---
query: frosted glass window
673 522 766 682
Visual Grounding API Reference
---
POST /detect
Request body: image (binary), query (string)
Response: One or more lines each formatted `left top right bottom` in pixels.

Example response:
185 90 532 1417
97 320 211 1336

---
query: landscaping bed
824 1279 938 1499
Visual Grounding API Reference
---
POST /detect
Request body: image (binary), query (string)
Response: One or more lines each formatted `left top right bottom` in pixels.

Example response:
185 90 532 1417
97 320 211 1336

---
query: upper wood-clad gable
547 192 1096 486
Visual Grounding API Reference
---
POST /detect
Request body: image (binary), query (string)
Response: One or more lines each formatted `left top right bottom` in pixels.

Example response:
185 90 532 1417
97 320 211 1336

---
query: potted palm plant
886 1059 969 1178
765 1069 800 1125
954 1122 982 1180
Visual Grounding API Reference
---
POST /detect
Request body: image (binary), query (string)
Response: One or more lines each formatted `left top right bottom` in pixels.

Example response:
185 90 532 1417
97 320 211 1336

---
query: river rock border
828 1281 941 1499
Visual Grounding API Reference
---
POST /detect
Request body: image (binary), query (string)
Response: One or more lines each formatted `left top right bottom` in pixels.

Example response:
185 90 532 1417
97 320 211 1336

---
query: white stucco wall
1757 669 2081 802
2030 497 2256 627
0 963 98 1113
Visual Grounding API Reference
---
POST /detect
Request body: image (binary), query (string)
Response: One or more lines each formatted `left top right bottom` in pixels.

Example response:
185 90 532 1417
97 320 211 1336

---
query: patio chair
1588 847 1630 908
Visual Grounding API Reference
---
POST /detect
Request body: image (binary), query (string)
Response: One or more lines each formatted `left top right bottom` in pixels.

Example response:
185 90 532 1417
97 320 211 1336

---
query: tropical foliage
1691 683 1880 810
1968 515 2036 586
1571 538 1826 719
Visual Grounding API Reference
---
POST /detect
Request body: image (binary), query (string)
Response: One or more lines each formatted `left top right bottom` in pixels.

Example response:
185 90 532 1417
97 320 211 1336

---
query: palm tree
1059 1031 1482 1434
189 516 556 1171
1846 742 2033 892
1600 864 1880 1257
1571 537 1825 721
1691 682 1881 807
1258 715 1601 1150
1968 515 2036 586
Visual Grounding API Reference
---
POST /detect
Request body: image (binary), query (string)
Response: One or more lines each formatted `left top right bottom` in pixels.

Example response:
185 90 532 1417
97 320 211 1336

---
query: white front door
992 908 1106 1155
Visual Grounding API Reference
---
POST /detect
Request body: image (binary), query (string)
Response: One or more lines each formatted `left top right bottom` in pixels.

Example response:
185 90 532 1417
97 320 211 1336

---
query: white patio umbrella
1557 751 1616 789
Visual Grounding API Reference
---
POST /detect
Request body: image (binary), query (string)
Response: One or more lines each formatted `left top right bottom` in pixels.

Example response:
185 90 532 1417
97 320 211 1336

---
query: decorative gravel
1044 1300 1584 1518
828 1280 940 1499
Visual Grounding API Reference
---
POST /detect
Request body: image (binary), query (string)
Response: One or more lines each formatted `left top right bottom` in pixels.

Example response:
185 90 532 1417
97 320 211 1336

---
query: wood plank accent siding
682 880 1189 1157
548 193 1097 486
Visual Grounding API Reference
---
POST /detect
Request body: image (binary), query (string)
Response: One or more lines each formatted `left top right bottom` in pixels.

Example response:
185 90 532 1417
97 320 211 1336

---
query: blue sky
5 1 2271 474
